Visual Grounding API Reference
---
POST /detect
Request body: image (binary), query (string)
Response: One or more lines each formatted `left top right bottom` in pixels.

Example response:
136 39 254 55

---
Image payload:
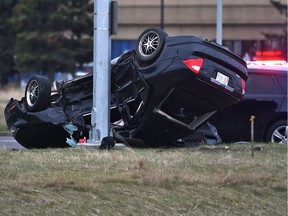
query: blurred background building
111 0 287 60
1 0 286 86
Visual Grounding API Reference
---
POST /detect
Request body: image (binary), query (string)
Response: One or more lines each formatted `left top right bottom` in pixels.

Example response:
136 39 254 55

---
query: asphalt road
0 136 26 150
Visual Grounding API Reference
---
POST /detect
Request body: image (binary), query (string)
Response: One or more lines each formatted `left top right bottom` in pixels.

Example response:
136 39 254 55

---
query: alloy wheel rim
139 31 160 57
271 125 288 144
26 80 39 106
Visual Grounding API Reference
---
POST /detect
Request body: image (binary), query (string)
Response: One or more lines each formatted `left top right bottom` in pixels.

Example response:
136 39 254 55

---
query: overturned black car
4 28 248 149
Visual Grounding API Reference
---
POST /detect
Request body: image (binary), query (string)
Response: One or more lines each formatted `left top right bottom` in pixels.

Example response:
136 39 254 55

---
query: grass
0 86 23 131
0 87 287 215
0 144 286 215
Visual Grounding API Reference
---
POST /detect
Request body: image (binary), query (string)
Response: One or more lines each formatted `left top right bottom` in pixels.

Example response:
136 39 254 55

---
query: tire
136 27 168 64
25 75 51 112
99 136 116 150
265 120 288 144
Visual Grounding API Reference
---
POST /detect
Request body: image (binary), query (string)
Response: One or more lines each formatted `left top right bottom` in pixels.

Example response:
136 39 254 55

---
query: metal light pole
90 0 111 143
216 0 222 45
160 0 164 30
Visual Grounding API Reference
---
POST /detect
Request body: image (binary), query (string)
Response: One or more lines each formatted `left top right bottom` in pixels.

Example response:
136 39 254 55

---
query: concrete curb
0 131 10 136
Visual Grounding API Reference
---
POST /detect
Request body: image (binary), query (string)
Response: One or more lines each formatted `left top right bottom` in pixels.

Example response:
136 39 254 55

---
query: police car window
245 73 281 95
275 74 287 94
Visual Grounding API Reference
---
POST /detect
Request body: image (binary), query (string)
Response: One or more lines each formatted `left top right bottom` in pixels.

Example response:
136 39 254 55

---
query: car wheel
25 75 51 112
136 27 168 64
265 120 288 144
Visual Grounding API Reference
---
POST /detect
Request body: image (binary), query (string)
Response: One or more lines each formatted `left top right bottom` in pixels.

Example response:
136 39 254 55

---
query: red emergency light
255 50 285 61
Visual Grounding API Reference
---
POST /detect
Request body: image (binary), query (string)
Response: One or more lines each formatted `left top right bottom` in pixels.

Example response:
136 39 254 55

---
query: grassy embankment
0 144 286 215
